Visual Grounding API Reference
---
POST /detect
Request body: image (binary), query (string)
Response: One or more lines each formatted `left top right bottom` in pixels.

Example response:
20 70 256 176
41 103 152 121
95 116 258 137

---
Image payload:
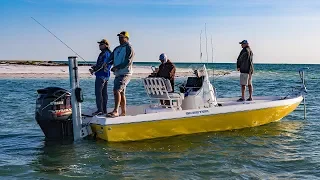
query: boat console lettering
186 110 209 115
51 101 64 105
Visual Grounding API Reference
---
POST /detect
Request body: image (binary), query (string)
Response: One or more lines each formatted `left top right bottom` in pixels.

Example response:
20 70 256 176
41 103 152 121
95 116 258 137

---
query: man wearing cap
106 31 134 117
89 39 112 115
149 53 176 92
236 40 254 101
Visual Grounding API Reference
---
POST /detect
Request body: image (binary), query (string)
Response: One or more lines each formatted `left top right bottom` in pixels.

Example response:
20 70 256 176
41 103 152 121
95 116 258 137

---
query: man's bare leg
110 90 121 116
241 85 246 100
248 84 253 100
248 74 253 100
120 92 126 116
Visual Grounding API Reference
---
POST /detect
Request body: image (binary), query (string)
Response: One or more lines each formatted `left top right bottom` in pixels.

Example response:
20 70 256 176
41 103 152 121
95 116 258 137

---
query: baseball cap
239 40 248 44
117 31 130 38
159 53 167 61
97 39 109 45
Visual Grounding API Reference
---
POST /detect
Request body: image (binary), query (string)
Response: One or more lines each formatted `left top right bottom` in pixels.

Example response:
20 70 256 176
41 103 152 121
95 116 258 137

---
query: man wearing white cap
149 53 176 92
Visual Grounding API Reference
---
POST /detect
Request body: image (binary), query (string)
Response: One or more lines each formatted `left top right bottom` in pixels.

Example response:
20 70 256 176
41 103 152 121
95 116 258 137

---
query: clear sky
1 0 320 63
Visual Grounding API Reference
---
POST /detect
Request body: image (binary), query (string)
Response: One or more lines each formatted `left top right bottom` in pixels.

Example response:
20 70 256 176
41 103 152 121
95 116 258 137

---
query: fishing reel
151 66 156 72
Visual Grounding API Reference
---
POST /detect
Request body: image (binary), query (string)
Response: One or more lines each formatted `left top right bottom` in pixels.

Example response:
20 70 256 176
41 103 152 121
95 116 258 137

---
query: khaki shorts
114 75 131 92
240 73 252 86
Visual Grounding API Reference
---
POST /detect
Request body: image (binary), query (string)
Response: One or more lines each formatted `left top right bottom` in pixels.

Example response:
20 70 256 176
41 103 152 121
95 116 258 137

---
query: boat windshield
188 64 209 77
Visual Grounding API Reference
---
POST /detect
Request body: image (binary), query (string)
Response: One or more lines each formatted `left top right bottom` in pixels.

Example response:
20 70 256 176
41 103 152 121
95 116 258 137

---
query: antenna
211 35 214 80
200 30 203 63
205 23 208 66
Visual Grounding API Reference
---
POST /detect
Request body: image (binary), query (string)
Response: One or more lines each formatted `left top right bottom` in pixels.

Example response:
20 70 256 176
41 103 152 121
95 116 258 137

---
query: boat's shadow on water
30 140 83 176
30 120 305 178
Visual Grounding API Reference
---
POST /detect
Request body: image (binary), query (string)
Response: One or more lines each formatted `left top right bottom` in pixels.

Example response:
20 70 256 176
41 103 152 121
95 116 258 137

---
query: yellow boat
83 65 306 142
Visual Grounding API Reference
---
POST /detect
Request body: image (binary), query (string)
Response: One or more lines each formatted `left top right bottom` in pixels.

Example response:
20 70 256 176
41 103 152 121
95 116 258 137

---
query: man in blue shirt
89 39 112 115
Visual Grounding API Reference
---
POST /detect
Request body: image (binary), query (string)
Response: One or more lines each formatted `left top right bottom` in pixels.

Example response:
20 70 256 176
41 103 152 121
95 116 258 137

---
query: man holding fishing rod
89 39 112 115
89 31 134 118
105 31 134 118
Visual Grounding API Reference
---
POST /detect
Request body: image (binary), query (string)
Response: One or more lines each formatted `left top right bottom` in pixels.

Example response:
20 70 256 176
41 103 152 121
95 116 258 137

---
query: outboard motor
35 87 73 140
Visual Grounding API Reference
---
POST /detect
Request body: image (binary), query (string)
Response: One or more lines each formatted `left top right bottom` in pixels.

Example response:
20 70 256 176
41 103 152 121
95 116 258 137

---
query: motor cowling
35 87 73 140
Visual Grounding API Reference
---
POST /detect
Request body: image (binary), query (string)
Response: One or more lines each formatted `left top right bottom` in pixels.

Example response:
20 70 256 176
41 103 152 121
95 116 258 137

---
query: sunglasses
99 43 106 46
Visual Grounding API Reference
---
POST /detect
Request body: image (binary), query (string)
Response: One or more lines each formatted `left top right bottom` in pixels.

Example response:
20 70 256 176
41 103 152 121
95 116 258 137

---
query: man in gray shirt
236 40 254 101
106 31 134 117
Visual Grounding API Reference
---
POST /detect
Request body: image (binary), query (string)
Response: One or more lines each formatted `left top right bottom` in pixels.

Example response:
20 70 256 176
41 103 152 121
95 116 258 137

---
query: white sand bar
0 64 230 79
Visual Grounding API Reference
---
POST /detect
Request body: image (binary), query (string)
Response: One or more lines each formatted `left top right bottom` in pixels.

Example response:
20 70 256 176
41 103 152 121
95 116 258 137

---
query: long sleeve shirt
236 46 254 74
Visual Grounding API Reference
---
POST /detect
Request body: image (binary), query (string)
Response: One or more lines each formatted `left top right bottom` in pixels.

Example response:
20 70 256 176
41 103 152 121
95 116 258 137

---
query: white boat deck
82 96 284 118
81 95 302 126
217 96 282 106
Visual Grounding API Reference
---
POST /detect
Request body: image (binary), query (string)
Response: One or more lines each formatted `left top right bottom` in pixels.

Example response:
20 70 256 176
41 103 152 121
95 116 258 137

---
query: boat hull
90 97 302 142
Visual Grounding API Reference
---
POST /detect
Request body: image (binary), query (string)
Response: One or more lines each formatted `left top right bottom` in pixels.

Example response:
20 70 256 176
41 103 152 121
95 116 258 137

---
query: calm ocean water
0 63 319 179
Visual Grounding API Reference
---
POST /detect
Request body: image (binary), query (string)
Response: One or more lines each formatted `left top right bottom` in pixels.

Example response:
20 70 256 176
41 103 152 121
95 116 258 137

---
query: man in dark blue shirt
89 39 112 115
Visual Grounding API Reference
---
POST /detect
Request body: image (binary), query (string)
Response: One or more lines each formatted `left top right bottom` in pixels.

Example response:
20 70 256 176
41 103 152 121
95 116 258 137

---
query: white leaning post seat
143 77 184 110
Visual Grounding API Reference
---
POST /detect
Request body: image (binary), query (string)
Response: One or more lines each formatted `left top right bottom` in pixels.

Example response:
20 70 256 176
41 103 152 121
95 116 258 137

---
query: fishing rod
30 17 89 65
31 17 106 75
200 30 203 63
211 35 214 82
31 16 100 116
205 23 209 68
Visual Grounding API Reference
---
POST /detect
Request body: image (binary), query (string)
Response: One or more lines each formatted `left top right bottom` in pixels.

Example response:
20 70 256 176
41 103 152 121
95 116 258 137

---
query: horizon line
0 60 318 65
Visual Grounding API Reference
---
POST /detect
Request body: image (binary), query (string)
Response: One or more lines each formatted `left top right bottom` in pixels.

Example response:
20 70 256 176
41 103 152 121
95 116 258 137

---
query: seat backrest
143 77 172 98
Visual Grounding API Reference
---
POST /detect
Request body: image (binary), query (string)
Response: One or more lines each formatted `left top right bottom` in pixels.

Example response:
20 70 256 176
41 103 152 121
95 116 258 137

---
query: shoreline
0 60 70 66
0 64 231 79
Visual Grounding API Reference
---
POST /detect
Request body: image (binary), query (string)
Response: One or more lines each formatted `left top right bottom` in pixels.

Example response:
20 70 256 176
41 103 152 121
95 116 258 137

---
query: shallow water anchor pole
68 56 82 141
299 69 307 120
302 71 306 120
303 96 306 120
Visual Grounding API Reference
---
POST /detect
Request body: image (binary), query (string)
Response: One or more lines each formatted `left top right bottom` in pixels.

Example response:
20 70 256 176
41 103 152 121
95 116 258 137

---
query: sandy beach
0 64 231 79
